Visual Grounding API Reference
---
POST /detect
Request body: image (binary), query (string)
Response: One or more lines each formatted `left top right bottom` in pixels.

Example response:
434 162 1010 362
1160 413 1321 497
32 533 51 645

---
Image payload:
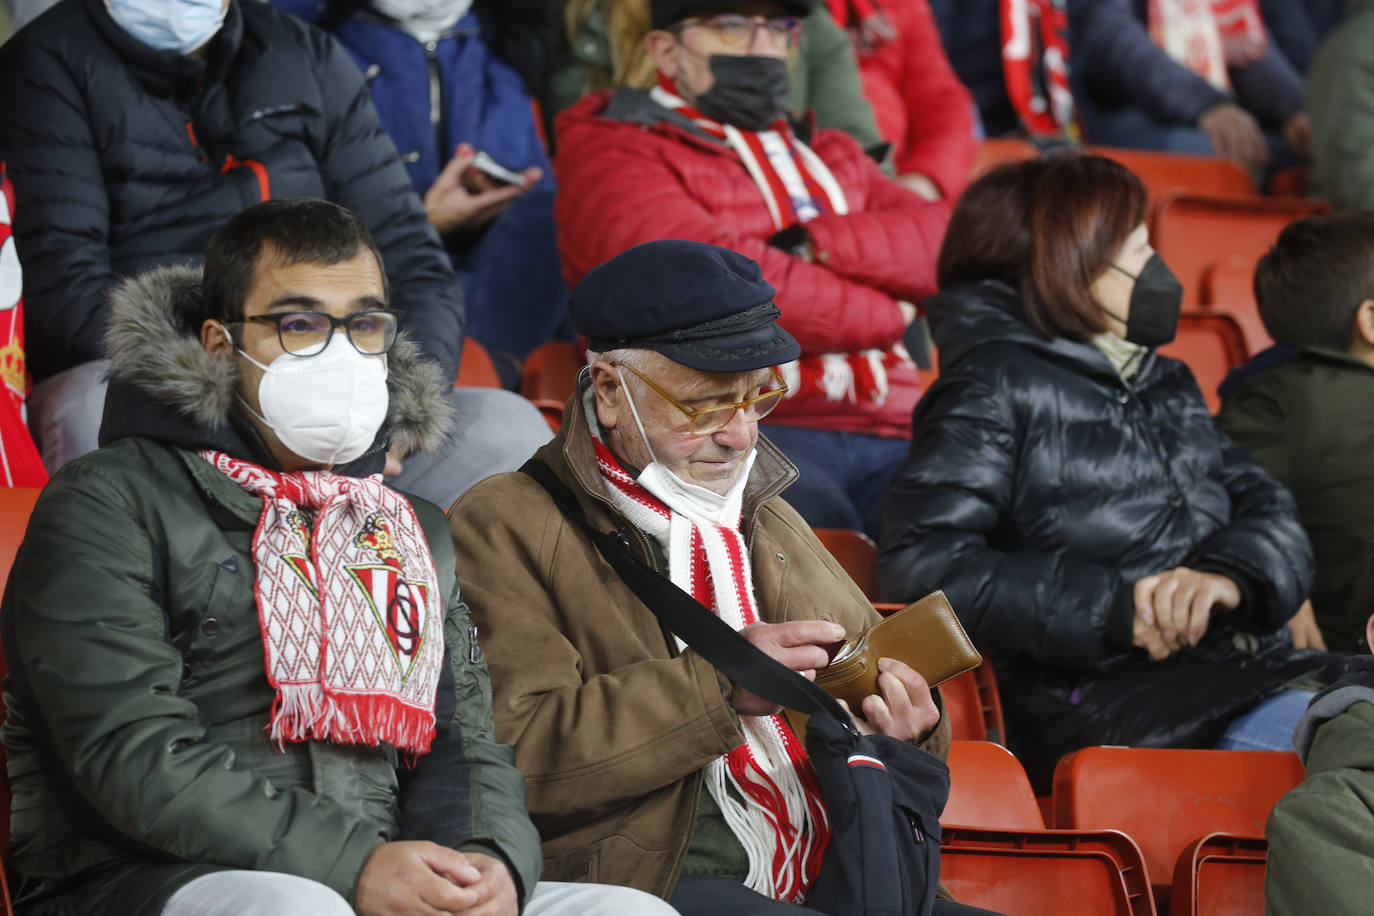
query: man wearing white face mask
449 240 954 915
0 0 552 505
1 200 681 916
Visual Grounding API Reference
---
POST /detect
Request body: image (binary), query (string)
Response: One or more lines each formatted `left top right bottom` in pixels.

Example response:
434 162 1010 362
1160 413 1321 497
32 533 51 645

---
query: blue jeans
759 425 910 539
1215 688 1317 752
452 187 573 383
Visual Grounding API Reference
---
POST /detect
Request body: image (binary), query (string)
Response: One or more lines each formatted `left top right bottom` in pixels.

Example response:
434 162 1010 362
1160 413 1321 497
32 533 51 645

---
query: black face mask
694 55 789 131
1107 253 1183 348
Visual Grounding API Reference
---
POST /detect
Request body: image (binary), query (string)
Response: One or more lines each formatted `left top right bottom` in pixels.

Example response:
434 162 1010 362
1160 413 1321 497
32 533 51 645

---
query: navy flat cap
651 0 814 30
571 240 800 373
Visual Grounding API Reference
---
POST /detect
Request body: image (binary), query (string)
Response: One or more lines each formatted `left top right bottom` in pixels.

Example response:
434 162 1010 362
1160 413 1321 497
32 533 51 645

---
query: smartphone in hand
465 151 527 188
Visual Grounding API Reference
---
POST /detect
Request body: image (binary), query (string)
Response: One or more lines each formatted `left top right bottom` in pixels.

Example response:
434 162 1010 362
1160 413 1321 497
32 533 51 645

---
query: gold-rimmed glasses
616 363 789 437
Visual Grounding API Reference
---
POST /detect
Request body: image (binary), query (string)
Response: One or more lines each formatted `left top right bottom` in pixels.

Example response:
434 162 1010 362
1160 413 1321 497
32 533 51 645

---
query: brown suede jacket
447 393 950 898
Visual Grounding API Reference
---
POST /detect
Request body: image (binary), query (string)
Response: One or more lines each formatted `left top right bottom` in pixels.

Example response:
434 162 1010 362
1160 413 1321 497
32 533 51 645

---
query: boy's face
1366 613 1374 654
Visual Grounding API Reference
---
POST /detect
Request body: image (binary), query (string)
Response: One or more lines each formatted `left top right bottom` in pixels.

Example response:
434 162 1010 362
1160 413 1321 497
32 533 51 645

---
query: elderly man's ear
589 360 624 431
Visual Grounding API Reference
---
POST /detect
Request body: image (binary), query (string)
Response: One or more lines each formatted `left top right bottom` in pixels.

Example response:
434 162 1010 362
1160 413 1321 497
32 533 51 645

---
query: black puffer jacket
878 280 1334 786
0 0 464 382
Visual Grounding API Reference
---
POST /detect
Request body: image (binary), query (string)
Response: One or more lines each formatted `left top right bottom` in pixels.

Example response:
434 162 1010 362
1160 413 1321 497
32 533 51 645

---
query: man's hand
838 657 940 743
1198 103 1269 174
1133 567 1241 656
730 620 844 716
424 143 540 235
1287 599 1327 650
1282 111 1313 162
355 841 483 916
452 852 519 916
897 173 942 201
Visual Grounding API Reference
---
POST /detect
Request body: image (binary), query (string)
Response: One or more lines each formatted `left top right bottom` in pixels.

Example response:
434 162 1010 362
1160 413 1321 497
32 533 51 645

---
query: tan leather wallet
785 590 981 735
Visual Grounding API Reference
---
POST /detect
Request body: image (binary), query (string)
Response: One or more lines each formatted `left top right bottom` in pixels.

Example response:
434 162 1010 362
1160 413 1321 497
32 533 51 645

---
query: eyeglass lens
689 387 787 436
702 14 799 49
276 311 398 356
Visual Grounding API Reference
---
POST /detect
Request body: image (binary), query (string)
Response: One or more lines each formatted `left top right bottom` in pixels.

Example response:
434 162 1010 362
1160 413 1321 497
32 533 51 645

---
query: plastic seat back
1169 833 1267 916
1151 192 1328 308
520 341 583 432
944 740 1044 829
969 138 1038 180
1200 259 1274 356
1157 312 1249 413
454 338 503 389
1088 147 1256 202
1052 747 1303 901
0 486 37 914
812 528 878 601
941 826 1157 915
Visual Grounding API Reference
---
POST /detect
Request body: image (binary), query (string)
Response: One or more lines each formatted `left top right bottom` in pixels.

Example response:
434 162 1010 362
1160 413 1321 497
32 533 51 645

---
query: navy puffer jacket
0 0 465 382
878 280 1335 787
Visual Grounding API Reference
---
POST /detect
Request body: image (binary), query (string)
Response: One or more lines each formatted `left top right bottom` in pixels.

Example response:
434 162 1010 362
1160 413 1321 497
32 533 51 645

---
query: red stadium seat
0 486 38 915
1158 312 1250 413
944 740 1044 830
1052 747 1303 907
1150 192 1328 309
813 528 879 601
520 340 584 432
1200 259 1274 356
454 338 503 389
1088 147 1256 202
968 138 1039 181
940 661 1006 744
941 826 1157 915
1169 833 1268 916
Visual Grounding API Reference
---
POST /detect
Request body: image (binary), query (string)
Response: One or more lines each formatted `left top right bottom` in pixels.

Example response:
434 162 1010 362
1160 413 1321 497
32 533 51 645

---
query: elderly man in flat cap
448 240 954 915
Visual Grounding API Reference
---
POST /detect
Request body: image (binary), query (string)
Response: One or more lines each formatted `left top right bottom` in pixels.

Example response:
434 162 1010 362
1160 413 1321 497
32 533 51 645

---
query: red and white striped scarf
201 450 444 753
653 81 912 413
590 427 830 901
1148 0 1268 91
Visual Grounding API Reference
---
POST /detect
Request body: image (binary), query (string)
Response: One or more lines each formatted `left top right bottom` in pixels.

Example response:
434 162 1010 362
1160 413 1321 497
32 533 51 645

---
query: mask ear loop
616 367 661 469
216 321 278 429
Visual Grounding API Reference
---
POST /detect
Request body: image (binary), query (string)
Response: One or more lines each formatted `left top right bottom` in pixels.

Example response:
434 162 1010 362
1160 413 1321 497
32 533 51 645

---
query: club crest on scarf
348 513 430 681
200 450 443 753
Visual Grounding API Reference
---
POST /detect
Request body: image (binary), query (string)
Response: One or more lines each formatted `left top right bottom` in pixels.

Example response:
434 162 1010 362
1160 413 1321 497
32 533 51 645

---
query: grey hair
585 347 663 372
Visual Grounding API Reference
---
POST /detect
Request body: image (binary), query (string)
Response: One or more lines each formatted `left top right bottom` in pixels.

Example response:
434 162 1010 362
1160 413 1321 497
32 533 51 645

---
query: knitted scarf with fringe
651 81 914 415
201 450 444 753
590 431 830 902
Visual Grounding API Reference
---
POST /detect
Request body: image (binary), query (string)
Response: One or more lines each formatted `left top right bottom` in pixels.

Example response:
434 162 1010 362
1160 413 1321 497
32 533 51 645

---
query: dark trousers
759 425 909 539
668 875 1005 916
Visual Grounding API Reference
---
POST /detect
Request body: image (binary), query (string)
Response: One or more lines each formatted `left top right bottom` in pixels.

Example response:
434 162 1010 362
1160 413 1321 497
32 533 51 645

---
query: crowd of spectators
1 0 1374 911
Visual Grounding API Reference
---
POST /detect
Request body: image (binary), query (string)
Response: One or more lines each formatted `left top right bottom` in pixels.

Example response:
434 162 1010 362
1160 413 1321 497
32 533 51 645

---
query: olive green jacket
1308 0 1374 210
544 4 884 154
0 267 541 914
1217 348 1374 651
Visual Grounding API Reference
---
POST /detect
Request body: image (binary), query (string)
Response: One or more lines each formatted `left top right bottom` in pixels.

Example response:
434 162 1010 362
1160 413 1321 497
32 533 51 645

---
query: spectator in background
1217 213 1374 653
1068 0 1311 179
929 0 1078 141
1307 0 1374 211
276 0 574 386
0 164 46 487
1266 611 1374 915
1260 0 1344 75
553 0 952 537
878 154 1337 790
0 0 550 507
548 0 886 156
823 0 977 201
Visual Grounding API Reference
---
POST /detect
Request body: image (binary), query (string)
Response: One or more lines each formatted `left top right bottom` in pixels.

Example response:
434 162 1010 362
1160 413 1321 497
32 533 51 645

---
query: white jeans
160 870 681 916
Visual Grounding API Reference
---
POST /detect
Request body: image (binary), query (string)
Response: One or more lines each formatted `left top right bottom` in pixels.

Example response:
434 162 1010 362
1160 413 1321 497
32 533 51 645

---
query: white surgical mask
108 0 227 55
618 368 756 527
230 330 390 466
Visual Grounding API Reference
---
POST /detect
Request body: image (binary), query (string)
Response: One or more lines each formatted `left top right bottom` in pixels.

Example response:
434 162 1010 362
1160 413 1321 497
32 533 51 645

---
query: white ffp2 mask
236 339 389 466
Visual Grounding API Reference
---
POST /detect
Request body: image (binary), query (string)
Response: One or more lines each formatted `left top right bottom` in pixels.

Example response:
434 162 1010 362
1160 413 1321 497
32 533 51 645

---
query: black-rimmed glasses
235 310 402 357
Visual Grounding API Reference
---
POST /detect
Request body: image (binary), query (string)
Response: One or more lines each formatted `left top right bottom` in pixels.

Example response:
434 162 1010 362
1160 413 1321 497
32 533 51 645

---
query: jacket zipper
426 41 444 159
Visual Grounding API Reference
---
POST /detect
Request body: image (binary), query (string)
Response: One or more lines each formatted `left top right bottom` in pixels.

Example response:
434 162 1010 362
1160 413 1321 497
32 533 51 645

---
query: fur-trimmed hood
100 265 455 467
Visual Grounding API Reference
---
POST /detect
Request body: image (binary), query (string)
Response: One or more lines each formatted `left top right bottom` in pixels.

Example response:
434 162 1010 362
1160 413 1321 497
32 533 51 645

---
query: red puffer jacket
849 0 977 196
553 89 952 437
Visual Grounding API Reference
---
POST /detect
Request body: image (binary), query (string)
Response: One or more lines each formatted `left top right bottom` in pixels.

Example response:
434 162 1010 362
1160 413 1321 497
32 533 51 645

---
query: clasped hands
1131 566 1240 661
356 843 516 916
730 620 940 742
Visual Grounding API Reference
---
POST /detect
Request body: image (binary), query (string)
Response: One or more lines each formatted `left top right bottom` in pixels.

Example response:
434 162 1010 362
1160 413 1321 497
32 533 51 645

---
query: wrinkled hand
1198 103 1269 175
424 143 540 235
1286 599 1327 650
897 172 942 201
355 841 483 916
1133 567 1241 658
1282 111 1313 162
837 657 940 743
731 620 844 716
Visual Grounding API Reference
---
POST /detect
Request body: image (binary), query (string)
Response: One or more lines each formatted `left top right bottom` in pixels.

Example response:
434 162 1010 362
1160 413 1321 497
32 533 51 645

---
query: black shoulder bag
520 459 950 916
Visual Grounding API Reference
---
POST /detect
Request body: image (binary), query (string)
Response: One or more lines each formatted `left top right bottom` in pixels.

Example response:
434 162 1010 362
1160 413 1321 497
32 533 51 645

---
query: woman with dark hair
877 153 1340 788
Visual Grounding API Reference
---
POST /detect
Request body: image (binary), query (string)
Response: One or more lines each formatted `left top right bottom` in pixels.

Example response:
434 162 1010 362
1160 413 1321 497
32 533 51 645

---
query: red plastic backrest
968 138 1039 181
1170 833 1268 916
1089 147 1256 202
1157 312 1250 413
812 528 878 601
1052 747 1302 894
944 740 1045 829
454 338 502 389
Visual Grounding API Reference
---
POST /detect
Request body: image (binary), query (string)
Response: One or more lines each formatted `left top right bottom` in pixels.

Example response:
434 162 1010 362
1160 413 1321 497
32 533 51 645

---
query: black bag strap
520 458 859 738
